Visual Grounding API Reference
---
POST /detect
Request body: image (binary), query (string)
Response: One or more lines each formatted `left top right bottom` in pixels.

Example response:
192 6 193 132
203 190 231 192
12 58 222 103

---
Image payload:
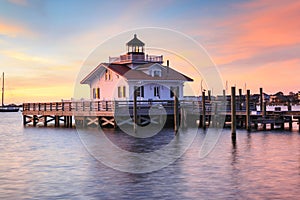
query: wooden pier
22 91 300 132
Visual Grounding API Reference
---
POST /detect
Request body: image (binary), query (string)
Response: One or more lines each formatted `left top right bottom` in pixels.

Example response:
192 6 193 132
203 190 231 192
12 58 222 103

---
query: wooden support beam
86 117 98 126
208 90 211 101
260 88 263 112
263 101 266 117
289 117 292 131
239 88 242 111
246 89 251 132
23 115 27 126
212 102 218 127
271 123 274 130
44 116 47 127
231 87 236 139
174 89 179 134
202 91 206 129
100 117 115 126
69 116 72 128
33 115 37 127
133 89 138 131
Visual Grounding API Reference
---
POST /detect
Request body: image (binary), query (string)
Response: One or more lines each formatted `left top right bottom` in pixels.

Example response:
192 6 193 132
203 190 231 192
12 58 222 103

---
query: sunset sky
0 0 299 104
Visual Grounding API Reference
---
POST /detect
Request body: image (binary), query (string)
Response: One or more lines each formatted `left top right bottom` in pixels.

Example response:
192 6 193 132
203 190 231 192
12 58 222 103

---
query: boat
0 72 19 112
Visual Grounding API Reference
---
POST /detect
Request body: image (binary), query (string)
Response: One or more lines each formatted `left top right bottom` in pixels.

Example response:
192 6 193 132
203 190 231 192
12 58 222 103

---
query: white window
134 86 144 97
93 88 100 99
105 69 112 81
154 86 160 97
118 86 126 98
152 70 161 77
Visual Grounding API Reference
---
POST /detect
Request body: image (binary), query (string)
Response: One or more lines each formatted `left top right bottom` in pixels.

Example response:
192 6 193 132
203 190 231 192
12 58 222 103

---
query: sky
0 0 299 104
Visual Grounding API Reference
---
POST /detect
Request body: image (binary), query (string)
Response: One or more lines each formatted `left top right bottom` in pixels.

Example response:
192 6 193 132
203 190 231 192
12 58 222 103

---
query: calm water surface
0 112 299 199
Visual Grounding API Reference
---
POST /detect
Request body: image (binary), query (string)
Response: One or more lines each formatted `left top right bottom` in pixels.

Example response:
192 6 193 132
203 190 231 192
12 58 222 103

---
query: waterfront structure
80 34 193 101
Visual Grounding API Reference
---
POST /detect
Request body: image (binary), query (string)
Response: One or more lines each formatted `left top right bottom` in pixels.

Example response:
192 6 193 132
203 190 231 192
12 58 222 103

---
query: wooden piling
174 101 179 132
202 91 206 129
263 101 267 131
239 88 242 111
246 89 251 132
207 90 211 126
174 90 179 134
33 115 37 127
23 115 26 126
260 88 263 112
289 117 292 131
133 89 138 131
271 123 274 130
298 118 300 132
231 87 236 139
44 116 47 127
288 100 291 112
208 90 211 101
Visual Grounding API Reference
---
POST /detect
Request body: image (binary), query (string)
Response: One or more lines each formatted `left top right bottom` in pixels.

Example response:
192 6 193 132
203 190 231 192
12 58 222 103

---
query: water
0 112 299 199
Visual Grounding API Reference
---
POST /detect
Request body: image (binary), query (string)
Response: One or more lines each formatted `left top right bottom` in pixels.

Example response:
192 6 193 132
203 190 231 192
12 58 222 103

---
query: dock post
212 102 218 127
271 123 274 130
246 89 251 132
44 116 47 127
208 90 211 126
174 89 179 134
239 89 242 111
260 88 263 112
263 101 267 131
287 100 291 112
133 89 138 132
69 116 72 128
33 115 37 127
23 115 26 126
202 91 206 129
289 117 293 131
231 87 236 139
288 101 292 131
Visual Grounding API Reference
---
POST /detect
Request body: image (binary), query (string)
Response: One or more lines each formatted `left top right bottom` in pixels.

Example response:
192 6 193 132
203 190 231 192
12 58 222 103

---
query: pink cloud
191 0 300 93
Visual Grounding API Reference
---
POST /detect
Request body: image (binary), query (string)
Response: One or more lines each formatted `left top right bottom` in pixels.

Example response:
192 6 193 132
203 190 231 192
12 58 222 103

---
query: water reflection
1 113 300 199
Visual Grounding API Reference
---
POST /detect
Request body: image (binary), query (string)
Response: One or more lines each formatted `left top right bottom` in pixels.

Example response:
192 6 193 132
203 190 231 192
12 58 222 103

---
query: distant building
270 92 287 103
80 34 193 101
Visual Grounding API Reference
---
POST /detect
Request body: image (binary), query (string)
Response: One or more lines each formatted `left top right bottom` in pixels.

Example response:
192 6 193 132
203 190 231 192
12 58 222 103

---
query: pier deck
22 99 300 132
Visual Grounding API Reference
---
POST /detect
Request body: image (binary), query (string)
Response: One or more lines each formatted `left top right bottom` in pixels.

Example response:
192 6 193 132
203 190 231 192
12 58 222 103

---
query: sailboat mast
2 72 4 107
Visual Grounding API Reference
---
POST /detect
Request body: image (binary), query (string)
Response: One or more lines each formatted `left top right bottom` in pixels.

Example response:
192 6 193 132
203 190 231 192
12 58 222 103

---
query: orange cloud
1 50 50 63
0 20 34 37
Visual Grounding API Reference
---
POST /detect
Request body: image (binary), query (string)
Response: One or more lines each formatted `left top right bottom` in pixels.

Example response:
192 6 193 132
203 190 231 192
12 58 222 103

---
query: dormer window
152 70 161 77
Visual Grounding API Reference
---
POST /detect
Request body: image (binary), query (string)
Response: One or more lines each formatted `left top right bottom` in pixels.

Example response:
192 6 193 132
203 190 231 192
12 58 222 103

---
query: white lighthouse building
80 34 193 101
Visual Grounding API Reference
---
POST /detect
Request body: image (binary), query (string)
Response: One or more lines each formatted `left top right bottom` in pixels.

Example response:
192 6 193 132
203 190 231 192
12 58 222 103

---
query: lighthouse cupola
126 34 145 54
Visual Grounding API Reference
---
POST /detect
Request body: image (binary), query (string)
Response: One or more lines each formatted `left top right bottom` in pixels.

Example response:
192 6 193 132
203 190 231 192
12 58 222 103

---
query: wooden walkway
22 98 300 132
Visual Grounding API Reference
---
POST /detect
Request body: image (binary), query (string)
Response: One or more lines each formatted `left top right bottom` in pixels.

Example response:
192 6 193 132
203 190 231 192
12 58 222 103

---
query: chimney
166 60 169 74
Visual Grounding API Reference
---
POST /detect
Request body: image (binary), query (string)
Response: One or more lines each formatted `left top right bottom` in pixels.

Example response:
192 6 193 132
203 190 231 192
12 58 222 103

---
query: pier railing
109 54 163 64
23 100 115 113
23 99 300 116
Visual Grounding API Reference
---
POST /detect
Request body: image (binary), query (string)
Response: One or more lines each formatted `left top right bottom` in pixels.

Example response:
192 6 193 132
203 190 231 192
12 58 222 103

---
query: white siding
90 69 129 100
